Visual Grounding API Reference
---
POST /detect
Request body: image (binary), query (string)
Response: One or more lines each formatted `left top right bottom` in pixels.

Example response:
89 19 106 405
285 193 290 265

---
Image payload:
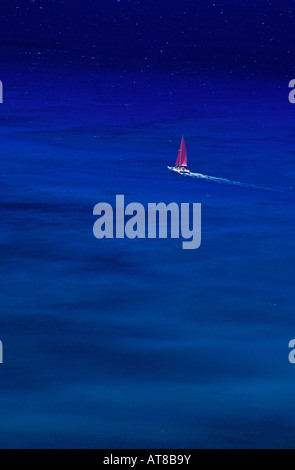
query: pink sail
180 137 187 166
175 145 181 165
175 137 187 166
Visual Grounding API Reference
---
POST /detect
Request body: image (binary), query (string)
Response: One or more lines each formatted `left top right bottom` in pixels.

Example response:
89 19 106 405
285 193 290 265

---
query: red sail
175 144 181 165
175 137 187 166
180 137 187 166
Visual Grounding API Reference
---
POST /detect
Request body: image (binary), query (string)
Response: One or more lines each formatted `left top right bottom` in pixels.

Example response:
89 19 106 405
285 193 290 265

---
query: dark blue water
0 63 295 448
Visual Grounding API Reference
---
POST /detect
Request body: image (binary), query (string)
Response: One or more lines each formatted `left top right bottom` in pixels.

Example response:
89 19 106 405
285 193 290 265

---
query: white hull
167 166 191 175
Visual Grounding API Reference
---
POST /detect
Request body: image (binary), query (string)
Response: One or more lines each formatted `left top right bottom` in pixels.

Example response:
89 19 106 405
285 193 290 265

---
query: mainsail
175 137 187 167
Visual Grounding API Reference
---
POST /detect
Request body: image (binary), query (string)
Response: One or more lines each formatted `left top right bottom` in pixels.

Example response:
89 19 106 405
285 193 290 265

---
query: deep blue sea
1 63 295 448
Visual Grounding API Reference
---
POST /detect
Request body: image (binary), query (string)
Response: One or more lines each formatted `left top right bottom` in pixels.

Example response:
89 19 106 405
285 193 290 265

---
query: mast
175 136 185 166
175 139 182 166
180 137 187 167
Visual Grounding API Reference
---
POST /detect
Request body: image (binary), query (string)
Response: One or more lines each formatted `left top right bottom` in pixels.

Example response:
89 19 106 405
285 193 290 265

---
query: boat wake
186 172 273 191
168 137 290 193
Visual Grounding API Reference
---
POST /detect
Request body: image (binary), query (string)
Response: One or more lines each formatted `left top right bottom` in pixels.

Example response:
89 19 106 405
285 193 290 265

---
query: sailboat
167 136 191 175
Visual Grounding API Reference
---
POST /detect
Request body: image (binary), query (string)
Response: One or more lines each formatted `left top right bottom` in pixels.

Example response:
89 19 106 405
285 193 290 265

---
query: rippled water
0 65 295 448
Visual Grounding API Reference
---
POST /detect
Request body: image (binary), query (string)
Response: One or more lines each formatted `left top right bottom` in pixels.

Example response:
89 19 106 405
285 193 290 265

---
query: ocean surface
1 63 295 448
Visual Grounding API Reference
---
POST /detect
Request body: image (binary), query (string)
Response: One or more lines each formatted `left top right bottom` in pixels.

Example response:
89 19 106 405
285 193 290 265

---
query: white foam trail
187 172 273 191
